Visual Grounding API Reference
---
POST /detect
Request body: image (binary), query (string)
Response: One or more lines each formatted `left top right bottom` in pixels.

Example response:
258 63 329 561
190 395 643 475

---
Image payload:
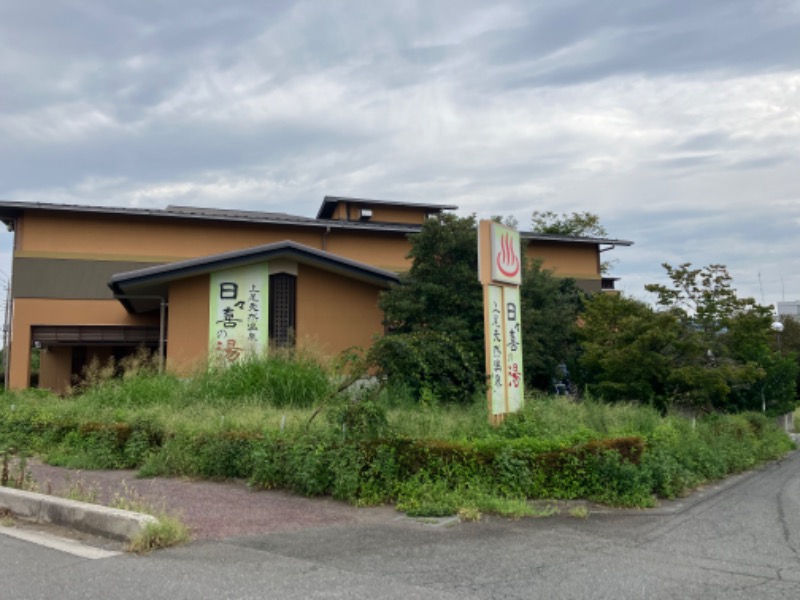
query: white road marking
0 527 122 559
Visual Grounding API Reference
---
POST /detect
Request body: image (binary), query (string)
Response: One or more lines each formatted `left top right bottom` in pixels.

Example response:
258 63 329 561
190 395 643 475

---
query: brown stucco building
0 196 631 393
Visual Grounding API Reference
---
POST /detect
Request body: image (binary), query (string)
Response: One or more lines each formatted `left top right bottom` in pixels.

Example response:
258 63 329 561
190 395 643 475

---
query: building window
269 273 296 347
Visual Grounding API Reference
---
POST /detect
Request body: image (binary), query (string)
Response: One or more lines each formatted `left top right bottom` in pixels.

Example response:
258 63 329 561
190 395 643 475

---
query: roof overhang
109 240 401 314
521 232 634 247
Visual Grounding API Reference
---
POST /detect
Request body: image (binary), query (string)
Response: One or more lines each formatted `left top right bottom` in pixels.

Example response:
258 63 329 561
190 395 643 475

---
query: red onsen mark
496 233 520 277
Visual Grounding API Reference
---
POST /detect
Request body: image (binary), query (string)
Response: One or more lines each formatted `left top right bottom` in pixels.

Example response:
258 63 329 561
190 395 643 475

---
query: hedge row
1 406 793 513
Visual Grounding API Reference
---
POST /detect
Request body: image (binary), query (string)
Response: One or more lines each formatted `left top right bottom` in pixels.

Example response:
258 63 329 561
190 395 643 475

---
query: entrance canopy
108 240 400 314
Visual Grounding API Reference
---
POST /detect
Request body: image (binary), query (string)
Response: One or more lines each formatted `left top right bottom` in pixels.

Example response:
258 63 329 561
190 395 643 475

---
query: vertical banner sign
487 284 506 415
503 286 523 413
209 264 270 365
479 220 524 423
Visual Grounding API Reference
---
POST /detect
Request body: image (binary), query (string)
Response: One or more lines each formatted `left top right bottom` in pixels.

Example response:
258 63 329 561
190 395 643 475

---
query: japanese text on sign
209 264 269 365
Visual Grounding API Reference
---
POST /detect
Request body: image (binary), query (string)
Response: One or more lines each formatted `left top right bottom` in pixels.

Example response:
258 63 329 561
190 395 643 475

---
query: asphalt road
3 450 800 600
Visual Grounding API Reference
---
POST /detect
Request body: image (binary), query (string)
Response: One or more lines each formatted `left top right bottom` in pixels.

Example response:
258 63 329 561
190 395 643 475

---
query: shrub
370 330 485 404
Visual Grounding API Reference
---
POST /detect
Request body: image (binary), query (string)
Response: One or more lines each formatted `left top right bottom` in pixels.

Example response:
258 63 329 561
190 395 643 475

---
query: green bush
370 330 485 404
1 383 794 516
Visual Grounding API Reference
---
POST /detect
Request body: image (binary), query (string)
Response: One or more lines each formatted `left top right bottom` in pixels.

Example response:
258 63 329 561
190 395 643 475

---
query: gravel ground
25 461 398 540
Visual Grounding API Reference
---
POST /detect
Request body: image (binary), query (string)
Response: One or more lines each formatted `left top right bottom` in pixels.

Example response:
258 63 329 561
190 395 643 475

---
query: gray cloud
1 0 799 304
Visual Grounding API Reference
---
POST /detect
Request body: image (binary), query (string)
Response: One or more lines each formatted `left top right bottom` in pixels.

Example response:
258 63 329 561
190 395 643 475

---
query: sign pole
478 220 524 424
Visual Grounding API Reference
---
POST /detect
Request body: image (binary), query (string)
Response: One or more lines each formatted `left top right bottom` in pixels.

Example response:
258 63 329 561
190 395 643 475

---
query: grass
0 353 796 520
61 477 99 504
568 505 589 519
59 478 189 552
0 508 13 527
108 484 189 553
127 516 189 554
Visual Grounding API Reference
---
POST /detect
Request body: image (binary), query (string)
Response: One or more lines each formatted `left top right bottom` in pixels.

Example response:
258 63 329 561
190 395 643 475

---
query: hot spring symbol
496 233 520 278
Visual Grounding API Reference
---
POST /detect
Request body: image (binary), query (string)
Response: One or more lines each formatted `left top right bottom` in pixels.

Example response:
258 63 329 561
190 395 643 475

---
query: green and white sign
486 284 524 416
479 220 524 423
209 263 269 365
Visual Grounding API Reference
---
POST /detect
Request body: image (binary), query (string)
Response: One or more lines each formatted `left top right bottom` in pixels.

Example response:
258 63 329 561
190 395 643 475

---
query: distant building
777 301 800 318
0 196 632 393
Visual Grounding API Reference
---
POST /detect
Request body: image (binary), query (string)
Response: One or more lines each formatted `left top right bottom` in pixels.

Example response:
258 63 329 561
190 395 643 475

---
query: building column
8 304 31 390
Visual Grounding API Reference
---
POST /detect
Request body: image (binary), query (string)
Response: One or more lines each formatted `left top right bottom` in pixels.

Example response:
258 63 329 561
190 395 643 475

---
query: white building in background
777 301 800 317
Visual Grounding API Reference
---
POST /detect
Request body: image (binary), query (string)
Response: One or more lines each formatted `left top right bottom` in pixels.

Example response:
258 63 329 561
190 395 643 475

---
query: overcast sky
1 0 799 306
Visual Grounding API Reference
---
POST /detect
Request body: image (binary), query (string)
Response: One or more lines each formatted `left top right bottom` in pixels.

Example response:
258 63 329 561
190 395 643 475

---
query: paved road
3 451 800 599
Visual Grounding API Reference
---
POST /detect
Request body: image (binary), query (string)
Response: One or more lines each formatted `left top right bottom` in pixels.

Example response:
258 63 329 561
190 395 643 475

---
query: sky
1 0 799 307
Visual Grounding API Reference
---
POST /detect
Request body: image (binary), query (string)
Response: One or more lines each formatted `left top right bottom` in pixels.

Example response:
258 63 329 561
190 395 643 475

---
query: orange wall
324 231 411 272
8 298 158 390
526 241 600 279
166 275 211 375
369 206 426 224
331 202 427 224
16 211 414 272
18 212 323 261
160 265 387 372
296 264 385 356
16 210 603 280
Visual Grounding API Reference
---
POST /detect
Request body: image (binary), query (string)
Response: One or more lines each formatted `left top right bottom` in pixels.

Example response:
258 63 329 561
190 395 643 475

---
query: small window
269 273 296 347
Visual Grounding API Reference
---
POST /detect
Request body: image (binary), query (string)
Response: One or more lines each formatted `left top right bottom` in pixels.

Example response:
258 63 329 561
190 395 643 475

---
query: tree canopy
530 210 608 238
373 214 583 402
370 217 797 416
577 263 798 414
531 210 617 273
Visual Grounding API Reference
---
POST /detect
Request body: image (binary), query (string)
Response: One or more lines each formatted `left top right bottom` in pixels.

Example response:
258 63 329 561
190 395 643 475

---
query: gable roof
109 240 400 313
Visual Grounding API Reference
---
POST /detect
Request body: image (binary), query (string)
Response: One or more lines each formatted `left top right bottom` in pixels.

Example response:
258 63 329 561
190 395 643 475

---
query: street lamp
770 320 784 354
761 321 786 413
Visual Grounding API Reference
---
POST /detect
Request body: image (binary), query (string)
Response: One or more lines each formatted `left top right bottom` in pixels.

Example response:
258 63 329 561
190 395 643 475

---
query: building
0 196 632 393
777 301 800 318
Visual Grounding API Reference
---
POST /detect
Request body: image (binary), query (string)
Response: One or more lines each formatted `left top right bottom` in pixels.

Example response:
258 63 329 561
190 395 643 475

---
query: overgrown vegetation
578 264 798 415
374 213 586 399
1 216 797 520
374 214 797 416
0 354 794 519
109 484 189 553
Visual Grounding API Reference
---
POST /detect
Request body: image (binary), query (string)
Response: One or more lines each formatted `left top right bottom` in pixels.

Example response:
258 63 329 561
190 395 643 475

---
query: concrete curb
0 486 158 542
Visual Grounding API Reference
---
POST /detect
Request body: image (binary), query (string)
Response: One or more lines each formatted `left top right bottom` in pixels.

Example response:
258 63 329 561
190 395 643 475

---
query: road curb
0 486 158 542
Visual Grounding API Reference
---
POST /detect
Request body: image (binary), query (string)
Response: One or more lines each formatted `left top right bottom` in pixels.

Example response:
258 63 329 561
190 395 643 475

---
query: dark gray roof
109 240 400 314
317 195 457 219
521 231 634 247
0 199 633 246
0 200 424 234
166 204 320 224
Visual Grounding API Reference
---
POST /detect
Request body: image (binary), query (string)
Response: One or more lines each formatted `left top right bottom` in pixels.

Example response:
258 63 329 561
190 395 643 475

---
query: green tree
768 315 800 411
576 264 797 415
530 210 616 273
373 214 586 402
576 293 680 411
520 259 583 391
530 211 608 238
645 263 796 414
373 214 485 403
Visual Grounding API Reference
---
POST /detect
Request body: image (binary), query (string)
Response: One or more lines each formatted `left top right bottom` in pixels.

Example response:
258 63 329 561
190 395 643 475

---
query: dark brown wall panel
12 257 163 299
